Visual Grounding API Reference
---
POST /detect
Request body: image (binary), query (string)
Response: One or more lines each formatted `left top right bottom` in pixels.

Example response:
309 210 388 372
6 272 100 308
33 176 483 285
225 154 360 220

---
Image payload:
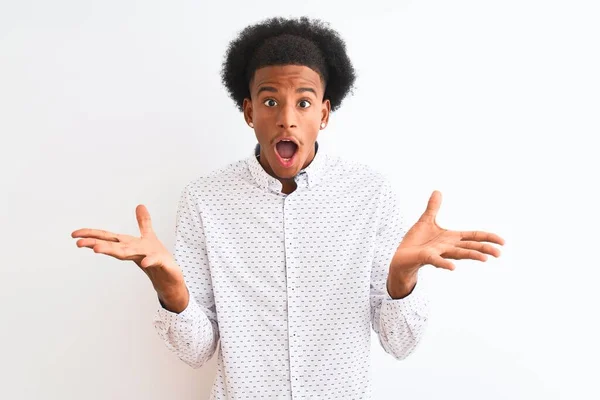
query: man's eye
298 100 311 108
264 99 277 107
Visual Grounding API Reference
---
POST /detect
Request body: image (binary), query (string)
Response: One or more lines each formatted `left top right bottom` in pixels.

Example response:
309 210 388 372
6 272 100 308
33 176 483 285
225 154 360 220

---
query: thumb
136 204 154 236
419 190 442 223
140 253 160 269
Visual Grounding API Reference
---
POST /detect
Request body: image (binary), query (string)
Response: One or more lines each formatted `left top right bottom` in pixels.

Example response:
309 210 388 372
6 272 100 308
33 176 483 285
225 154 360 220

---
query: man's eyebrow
296 87 317 95
256 86 277 95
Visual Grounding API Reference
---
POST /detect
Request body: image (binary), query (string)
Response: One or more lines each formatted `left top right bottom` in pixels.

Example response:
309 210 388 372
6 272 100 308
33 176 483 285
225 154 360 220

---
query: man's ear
321 98 331 127
243 98 253 127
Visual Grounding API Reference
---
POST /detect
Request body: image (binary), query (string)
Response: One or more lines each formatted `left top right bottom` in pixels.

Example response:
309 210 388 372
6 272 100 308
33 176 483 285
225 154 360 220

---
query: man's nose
276 103 298 129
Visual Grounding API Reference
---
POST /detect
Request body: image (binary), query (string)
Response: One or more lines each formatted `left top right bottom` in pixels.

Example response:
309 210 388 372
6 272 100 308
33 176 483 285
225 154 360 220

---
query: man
72 16 504 399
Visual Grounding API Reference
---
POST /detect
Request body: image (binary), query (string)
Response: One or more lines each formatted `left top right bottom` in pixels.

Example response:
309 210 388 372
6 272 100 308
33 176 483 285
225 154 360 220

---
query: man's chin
272 166 300 180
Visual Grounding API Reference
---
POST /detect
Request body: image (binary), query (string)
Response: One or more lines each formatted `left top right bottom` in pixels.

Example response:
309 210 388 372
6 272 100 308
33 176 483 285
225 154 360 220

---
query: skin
243 65 331 194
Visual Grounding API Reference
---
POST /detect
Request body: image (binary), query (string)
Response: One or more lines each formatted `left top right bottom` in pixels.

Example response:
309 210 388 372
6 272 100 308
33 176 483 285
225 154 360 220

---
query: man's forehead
252 65 323 90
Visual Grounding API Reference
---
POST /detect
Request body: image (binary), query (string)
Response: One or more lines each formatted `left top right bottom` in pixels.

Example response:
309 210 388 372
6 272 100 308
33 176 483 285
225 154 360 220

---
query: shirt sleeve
370 178 430 360
152 183 220 369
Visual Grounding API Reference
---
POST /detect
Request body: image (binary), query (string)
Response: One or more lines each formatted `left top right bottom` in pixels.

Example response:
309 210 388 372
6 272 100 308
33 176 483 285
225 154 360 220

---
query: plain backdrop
1 0 598 399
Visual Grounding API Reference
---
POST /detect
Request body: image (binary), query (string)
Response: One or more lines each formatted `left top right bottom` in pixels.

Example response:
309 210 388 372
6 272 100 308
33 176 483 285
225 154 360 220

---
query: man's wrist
158 283 190 314
387 270 418 299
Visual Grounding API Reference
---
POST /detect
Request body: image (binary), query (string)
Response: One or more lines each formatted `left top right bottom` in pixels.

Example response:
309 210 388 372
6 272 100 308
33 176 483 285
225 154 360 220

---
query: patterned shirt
153 141 429 399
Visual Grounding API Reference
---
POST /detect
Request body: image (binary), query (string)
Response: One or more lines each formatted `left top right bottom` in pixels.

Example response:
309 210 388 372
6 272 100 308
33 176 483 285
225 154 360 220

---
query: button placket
283 198 295 391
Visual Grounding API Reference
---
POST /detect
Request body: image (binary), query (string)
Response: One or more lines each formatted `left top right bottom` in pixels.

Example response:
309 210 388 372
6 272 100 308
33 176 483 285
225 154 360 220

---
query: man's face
243 65 330 181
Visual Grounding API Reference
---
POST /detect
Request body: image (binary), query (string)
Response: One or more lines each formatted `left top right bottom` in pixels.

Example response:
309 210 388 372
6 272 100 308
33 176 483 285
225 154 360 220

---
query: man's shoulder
180 157 250 196
329 154 390 188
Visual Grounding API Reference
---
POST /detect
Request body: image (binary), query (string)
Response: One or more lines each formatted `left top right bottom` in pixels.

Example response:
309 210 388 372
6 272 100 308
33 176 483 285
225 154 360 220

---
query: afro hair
220 16 356 113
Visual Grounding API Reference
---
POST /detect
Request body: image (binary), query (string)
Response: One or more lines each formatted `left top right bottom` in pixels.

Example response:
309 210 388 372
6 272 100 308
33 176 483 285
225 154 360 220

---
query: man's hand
71 205 189 312
387 191 505 298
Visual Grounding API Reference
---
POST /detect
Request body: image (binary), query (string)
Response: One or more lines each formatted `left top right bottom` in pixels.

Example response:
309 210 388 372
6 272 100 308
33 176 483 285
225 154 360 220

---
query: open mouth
275 139 299 167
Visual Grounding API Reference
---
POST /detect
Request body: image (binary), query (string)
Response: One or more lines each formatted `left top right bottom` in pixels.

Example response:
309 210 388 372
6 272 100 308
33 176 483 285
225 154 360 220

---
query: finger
425 253 455 270
76 238 107 248
456 241 502 257
72 229 122 242
136 205 154 236
91 240 144 261
460 230 505 245
419 190 442 224
75 238 139 259
441 247 488 262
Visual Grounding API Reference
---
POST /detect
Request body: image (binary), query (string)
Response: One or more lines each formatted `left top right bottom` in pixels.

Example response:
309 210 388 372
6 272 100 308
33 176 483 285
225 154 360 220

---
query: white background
1 0 598 399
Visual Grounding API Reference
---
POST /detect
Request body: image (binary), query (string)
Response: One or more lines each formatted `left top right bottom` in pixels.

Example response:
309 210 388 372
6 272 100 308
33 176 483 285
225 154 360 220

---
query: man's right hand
71 204 189 313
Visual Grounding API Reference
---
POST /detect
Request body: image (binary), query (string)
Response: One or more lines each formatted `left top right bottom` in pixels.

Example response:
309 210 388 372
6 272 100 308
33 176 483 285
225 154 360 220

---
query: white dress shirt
153 142 429 399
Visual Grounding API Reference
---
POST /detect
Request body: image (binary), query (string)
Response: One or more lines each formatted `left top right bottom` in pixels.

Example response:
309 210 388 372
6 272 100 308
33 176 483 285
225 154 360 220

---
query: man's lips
273 137 299 167
274 135 300 147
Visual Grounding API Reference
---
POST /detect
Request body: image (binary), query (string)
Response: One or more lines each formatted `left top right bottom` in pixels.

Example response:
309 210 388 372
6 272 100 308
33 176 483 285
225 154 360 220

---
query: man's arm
153 184 220 369
370 179 429 360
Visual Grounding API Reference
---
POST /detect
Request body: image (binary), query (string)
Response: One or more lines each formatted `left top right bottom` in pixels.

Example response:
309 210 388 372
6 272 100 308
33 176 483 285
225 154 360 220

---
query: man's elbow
388 342 418 361
379 330 422 361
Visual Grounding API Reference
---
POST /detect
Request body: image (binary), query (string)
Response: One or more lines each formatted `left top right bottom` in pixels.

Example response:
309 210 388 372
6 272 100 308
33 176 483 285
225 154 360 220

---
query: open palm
71 205 184 293
392 191 505 272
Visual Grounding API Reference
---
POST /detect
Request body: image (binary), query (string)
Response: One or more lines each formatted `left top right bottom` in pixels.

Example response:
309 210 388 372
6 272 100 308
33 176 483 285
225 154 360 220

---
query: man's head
221 17 356 182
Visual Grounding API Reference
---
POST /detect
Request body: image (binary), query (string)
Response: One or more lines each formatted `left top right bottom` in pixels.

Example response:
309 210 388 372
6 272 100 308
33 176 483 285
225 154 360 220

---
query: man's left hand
387 190 505 298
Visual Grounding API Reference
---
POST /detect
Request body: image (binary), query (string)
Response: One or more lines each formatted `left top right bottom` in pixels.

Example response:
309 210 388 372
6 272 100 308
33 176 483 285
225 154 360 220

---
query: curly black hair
220 16 356 113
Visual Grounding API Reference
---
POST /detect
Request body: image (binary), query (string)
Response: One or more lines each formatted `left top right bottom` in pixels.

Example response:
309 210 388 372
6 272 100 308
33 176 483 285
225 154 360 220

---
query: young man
72 17 504 399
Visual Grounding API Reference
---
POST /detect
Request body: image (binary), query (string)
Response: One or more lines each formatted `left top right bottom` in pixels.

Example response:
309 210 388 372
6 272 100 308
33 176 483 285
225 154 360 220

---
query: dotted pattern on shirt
153 143 429 399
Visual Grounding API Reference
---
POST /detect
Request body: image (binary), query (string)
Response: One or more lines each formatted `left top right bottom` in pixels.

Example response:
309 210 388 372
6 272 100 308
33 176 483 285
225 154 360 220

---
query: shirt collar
247 141 328 193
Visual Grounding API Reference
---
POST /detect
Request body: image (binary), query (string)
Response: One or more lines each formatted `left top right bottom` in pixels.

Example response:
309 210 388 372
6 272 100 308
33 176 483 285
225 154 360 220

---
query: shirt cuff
382 276 428 316
153 295 202 333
